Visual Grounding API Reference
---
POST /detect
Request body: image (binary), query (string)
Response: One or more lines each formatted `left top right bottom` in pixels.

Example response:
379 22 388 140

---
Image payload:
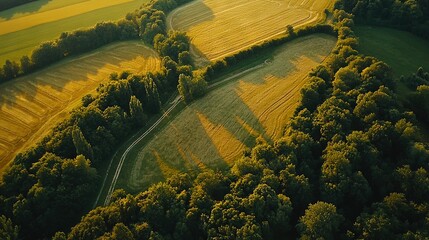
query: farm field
0 0 149 63
167 0 334 65
0 41 160 172
355 26 429 76
117 34 336 192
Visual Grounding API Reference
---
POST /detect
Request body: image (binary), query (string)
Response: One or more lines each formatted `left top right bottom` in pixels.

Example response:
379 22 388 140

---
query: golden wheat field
0 0 149 63
118 34 336 192
0 0 134 35
168 0 334 65
0 41 160 171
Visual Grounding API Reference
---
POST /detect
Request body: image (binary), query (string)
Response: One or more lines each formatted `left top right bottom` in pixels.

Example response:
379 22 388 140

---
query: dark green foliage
336 0 429 39
154 31 190 61
177 74 208 103
2 60 20 80
408 84 429 125
63 7 429 239
31 41 63 68
0 154 97 239
72 126 94 161
297 202 344 240
3 1 429 239
129 95 147 127
0 0 36 11
19 56 33 74
0 215 18 240
0 1 193 238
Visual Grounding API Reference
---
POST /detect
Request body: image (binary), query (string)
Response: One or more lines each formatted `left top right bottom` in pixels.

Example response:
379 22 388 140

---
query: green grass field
0 0 149 64
115 34 336 193
355 26 429 76
0 41 160 172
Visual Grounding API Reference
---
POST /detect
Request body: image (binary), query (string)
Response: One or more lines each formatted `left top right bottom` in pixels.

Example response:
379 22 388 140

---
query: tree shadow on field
121 110 232 193
171 0 214 32
0 41 154 109
0 0 50 20
117 34 335 194
0 41 157 165
187 34 334 166
170 0 214 66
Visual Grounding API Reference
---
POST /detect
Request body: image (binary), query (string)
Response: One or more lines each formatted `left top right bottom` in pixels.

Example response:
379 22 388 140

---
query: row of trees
175 24 338 103
0 0 194 238
0 0 195 84
55 6 429 240
0 20 139 83
402 67 429 126
336 0 429 39
200 24 336 82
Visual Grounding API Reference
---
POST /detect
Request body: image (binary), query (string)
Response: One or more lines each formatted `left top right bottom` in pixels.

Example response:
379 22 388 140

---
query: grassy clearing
355 26 429 76
0 41 161 172
0 0 149 63
167 0 334 65
116 34 336 193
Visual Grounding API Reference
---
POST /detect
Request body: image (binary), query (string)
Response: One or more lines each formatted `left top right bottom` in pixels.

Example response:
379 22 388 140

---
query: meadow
0 0 149 63
167 0 333 65
0 41 160 172
355 26 429 76
116 34 336 192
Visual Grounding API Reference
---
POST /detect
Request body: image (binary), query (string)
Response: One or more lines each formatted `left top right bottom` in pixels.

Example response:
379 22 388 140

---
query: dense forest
49 5 429 239
0 0 429 239
0 0 194 238
336 0 429 39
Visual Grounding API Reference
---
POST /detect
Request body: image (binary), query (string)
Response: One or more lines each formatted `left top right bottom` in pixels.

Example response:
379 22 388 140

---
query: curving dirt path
98 60 271 206
96 34 337 206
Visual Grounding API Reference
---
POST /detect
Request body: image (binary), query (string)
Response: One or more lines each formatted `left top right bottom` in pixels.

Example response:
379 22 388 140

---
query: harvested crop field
118 34 336 192
0 0 149 63
0 41 160 171
168 0 333 65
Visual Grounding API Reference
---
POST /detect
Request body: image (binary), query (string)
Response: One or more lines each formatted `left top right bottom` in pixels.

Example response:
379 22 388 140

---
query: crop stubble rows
121 35 336 192
0 42 160 171
0 0 148 63
168 0 333 65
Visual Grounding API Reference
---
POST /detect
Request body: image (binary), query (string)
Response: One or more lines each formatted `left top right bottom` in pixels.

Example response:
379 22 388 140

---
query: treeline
175 24 338 103
336 0 429 39
0 0 193 239
200 24 336 83
175 24 337 103
0 0 36 11
0 20 138 83
57 8 429 240
0 0 193 84
402 67 429 126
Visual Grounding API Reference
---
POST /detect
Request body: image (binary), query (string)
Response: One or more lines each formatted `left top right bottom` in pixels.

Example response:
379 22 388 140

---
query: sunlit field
0 41 160 171
0 0 149 63
168 0 333 65
117 34 336 192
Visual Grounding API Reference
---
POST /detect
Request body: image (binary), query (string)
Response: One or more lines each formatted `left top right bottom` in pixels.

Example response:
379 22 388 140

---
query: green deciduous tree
0 215 18 240
297 202 344 240
72 126 94 161
129 95 146 127
177 74 208 103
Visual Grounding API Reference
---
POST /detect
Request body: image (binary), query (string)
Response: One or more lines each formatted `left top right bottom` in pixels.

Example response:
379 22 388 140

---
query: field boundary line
97 59 270 206
167 0 325 62
100 95 181 205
